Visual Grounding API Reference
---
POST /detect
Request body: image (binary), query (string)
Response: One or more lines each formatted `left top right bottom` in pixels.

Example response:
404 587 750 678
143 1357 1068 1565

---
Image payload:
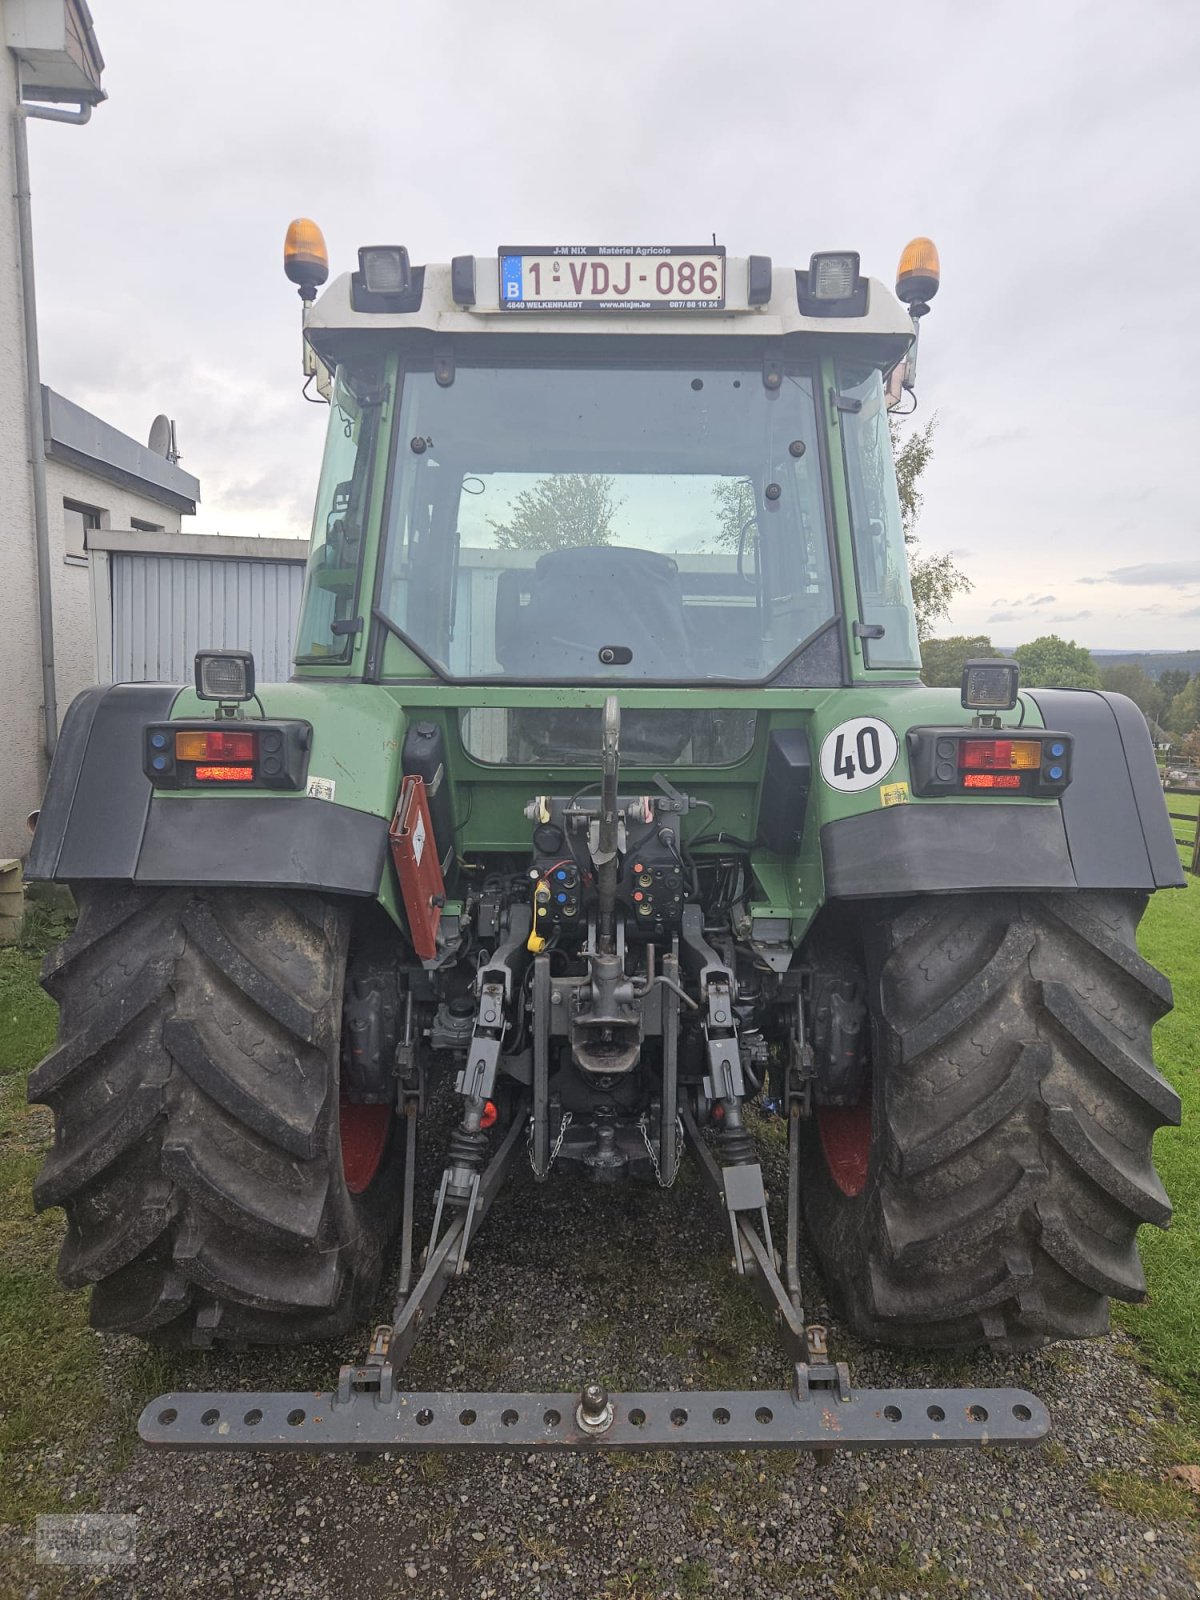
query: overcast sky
26 0 1200 650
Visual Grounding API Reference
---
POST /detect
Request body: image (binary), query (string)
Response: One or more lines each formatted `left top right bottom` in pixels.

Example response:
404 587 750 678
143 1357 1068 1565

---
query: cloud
1084 562 1200 586
986 613 1018 623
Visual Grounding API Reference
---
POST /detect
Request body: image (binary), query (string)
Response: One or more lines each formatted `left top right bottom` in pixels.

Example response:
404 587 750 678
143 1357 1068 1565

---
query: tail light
907 729 1072 798
144 721 312 791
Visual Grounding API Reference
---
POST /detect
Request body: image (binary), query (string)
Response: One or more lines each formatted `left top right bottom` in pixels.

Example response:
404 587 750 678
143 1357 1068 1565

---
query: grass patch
1092 1468 1198 1524
0 981 110 1526
1122 876 1200 1425
0 945 56 1076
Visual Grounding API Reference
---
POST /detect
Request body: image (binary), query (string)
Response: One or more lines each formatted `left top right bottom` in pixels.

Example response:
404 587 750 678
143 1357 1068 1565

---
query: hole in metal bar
416 1410 433 1427
201 1409 219 1426
884 1405 902 1422
629 1408 646 1427
157 1408 177 1426
713 1408 730 1425
459 1409 477 1426
502 1410 519 1427
544 1410 561 1428
927 1405 945 1423
1013 1403 1032 1421
755 1407 773 1425
670 1408 688 1427
287 1409 306 1427
968 1405 988 1423
244 1409 263 1427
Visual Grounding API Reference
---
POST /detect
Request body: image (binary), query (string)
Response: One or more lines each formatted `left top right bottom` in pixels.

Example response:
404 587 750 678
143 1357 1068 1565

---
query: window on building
63 499 103 562
130 517 164 533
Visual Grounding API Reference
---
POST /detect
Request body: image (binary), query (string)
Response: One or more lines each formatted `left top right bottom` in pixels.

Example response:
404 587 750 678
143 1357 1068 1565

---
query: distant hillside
1088 651 1200 679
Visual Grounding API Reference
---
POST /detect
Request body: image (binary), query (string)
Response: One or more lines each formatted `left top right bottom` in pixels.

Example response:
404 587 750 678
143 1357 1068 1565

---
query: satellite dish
148 414 181 464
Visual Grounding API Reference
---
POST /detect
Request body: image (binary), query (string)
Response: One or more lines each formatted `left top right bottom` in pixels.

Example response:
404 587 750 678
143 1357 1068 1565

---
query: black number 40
833 725 883 782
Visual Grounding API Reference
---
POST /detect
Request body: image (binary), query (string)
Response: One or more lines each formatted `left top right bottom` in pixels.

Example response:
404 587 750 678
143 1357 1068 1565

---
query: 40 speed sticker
819 717 899 794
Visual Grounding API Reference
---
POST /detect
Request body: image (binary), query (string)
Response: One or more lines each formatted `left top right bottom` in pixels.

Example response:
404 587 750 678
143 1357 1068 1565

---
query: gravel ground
7 1108 1199 1600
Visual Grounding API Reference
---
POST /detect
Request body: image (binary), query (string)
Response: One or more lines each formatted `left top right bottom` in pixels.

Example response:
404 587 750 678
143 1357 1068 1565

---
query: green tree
710 477 757 550
1099 662 1164 723
1166 675 1200 740
920 634 996 688
489 473 620 551
891 416 972 638
1157 669 1191 703
1013 635 1102 690
1181 725 1200 766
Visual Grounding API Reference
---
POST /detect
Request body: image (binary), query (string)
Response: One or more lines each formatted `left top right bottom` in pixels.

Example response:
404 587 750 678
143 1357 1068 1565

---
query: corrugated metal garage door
110 552 305 683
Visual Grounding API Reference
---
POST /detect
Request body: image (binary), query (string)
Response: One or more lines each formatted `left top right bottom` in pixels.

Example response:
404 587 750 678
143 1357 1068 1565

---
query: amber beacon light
284 218 330 301
895 236 940 316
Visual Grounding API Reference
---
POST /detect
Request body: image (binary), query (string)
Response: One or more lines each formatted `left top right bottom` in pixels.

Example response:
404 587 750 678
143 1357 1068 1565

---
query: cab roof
304 258 915 372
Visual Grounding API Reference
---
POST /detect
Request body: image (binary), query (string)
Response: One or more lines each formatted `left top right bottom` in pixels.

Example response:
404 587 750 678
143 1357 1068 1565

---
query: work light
809 252 860 300
359 246 412 296
961 658 1019 712
195 650 255 703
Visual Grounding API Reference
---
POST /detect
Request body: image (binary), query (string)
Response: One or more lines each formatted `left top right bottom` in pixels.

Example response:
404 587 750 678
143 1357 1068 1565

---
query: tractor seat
495 545 694 680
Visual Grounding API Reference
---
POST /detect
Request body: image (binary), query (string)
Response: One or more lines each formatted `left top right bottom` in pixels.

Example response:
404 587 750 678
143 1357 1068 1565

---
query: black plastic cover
402 720 453 860
450 255 477 305
27 683 181 881
758 729 812 852
821 803 1076 898
746 255 773 306
25 682 389 897
1026 689 1184 889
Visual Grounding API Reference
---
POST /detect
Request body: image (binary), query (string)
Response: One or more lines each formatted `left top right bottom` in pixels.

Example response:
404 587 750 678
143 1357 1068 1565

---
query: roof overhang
6 0 105 105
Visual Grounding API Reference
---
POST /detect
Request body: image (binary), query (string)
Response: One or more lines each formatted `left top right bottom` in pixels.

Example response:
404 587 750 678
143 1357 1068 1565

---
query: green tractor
26 230 1182 1456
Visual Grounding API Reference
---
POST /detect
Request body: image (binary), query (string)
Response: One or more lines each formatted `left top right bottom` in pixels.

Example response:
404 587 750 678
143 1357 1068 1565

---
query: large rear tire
800 892 1179 1351
28 885 403 1346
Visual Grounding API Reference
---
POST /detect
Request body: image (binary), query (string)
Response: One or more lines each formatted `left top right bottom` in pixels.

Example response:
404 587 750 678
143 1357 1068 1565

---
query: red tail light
176 729 257 762
963 773 1023 790
194 764 255 782
959 739 1041 771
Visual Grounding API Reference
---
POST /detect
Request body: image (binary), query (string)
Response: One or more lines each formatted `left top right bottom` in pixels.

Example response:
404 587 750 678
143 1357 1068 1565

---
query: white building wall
44 458 184 722
0 20 44 859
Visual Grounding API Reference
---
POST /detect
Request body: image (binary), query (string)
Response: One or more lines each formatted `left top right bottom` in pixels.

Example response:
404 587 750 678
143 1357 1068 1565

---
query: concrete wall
0 25 44 859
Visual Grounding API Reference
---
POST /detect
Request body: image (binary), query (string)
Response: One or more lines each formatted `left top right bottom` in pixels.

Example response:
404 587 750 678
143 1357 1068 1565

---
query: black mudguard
25 685 389 897
821 689 1184 898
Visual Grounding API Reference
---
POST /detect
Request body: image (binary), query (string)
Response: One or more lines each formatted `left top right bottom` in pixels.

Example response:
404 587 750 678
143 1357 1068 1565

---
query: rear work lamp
195 650 255 704
796 251 867 317
961 658 1020 713
359 246 412 296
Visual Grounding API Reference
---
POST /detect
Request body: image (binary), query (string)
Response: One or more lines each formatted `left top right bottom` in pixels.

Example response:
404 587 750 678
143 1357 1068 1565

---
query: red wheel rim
816 1098 872 1198
339 1102 391 1194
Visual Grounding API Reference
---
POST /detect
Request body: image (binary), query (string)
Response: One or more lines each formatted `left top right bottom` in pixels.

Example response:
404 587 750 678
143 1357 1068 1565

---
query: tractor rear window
377 360 836 684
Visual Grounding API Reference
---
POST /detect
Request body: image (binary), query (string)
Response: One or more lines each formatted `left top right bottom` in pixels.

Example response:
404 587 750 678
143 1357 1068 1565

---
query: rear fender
25 684 390 897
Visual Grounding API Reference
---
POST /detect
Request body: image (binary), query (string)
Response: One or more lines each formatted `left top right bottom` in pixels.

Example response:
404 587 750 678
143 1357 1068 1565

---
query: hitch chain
528 1110 572 1178
637 1111 683 1189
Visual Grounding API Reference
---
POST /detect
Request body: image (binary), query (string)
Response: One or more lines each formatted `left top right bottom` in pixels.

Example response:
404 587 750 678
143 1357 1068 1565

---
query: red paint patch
339 1102 391 1194
817 1099 872 1198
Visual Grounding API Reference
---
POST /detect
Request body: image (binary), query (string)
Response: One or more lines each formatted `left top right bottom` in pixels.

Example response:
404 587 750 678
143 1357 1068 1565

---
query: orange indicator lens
960 739 1041 770
194 765 255 782
963 772 1023 789
176 729 256 762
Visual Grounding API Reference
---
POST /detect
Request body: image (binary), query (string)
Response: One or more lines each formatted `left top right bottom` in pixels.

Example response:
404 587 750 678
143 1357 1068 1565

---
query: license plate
498 246 725 312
